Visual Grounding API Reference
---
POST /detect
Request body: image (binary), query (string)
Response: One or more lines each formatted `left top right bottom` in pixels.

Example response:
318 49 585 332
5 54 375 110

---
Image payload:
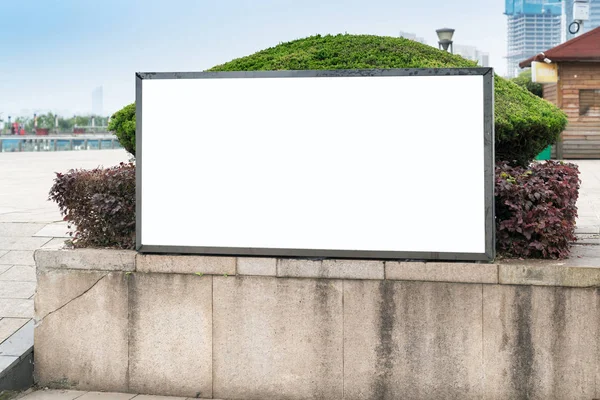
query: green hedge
210 34 567 166
108 103 136 156
112 34 566 165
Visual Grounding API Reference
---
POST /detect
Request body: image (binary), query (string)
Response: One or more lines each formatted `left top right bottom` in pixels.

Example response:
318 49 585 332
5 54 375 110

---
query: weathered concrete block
128 273 212 398
278 258 384 280
34 272 128 392
483 285 599 399
237 257 276 276
213 276 343 400
35 269 107 320
35 249 135 272
343 280 483 399
386 261 498 284
500 263 600 287
136 254 235 275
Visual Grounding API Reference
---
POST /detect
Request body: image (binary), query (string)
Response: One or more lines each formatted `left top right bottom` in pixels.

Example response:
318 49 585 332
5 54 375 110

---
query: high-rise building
563 0 600 41
505 0 562 78
398 31 427 44
454 44 490 67
92 86 103 116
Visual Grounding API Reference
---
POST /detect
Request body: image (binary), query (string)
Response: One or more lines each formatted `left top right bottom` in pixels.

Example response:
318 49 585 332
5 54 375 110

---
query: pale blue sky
0 0 506 118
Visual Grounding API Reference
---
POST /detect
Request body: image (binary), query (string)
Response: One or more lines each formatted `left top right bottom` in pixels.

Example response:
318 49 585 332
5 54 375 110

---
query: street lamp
436 28 455 53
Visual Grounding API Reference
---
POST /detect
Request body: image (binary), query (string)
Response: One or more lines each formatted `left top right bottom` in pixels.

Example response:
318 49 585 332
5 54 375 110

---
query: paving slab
0 282 36 298
0 223 46 238
0 320 33 356
33 223 71 238
0 207 24 215
17 390 88 400
0 212 62 224
40 238 69 250
0 318 29 343
1 237 52 251
74 392 137 400
0 266 36 282
0 251 35 266
0 299 33 318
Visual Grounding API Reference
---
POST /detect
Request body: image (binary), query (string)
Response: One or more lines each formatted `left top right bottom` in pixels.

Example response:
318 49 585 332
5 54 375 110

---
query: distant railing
0 126 111 135
0 135 123 153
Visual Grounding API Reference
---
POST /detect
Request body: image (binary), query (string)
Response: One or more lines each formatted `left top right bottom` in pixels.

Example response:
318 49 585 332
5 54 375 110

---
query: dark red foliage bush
495 160 580 259
49 163 136 249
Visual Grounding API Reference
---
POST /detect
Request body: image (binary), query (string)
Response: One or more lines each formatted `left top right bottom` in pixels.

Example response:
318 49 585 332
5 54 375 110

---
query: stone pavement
572 160 600 235
0 150 130 368
14 389 213 400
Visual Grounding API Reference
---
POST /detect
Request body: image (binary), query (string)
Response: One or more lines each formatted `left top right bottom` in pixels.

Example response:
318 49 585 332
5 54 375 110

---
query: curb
0 320 33 391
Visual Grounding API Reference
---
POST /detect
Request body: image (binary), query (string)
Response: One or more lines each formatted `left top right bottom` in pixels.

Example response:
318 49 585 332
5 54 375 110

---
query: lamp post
436 28 455 53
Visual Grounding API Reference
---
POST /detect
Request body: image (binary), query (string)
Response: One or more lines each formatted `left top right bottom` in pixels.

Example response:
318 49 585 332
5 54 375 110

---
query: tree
36 112 56 129
511 69 543 98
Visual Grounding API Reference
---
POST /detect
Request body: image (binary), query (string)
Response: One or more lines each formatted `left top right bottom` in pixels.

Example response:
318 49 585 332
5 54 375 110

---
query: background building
454 44 490 67
505 0 563 78
92 86 103 116
563 0 600 41
398 31 427 44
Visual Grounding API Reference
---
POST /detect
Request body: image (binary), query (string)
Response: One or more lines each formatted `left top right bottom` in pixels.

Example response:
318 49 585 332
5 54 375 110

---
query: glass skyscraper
505 0 563 78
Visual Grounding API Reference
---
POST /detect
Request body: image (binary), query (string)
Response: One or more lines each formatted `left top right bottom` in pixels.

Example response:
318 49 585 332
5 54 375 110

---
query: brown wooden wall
543 83 558 105
551 62 600 159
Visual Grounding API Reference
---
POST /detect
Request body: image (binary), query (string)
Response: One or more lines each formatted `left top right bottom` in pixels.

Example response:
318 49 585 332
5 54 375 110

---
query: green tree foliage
36 112 56 129
210 34 567 166
511 69 543 98
108 103 136 156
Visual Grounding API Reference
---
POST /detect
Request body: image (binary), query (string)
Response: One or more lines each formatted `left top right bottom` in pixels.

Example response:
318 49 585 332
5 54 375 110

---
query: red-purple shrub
495 161 580 259
49 163 135 249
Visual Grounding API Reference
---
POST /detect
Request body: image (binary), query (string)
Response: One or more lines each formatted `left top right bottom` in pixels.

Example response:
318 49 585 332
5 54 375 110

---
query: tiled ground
15 389 212 400
572 160 600 234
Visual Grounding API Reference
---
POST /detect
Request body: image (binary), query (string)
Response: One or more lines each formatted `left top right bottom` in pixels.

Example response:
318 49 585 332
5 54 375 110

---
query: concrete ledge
277 258 384 280
136 254 236 275
386 261 499 284
237 257 276 276
499 263 600 287
34 249 135 272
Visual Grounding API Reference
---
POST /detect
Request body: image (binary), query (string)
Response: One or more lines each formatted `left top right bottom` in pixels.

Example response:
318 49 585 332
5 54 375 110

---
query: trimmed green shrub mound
108 103 136 156
210 34 567 166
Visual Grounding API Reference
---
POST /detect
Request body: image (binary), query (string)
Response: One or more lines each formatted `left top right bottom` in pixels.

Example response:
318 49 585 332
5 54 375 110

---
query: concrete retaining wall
33 250 600 399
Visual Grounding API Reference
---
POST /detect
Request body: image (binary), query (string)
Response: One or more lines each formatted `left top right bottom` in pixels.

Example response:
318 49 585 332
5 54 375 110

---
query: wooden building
520 27 600 159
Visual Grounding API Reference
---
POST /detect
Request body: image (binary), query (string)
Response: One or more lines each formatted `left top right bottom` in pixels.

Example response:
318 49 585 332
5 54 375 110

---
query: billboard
137 69 495 261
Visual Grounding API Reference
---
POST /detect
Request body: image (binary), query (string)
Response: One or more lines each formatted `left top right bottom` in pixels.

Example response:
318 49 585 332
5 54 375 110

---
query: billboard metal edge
135 68 496 262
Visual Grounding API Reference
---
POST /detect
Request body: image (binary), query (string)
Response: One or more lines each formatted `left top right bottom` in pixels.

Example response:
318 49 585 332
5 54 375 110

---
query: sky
0 0 506 118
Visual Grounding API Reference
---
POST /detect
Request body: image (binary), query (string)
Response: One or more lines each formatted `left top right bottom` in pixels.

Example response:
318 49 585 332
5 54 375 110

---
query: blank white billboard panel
137 69 494 261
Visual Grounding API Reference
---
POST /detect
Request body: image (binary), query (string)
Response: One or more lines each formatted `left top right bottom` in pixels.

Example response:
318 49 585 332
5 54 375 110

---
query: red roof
519 26 600 68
